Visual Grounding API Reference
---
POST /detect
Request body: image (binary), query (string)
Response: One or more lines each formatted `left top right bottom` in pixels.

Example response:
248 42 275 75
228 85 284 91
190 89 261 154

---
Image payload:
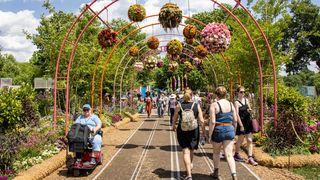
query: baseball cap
82 104 91 109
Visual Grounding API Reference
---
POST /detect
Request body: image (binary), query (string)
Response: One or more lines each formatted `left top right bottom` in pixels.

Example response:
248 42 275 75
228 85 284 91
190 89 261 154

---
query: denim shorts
211 126 235 143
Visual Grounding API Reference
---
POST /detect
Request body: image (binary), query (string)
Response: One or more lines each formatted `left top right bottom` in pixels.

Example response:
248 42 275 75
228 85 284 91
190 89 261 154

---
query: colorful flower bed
159 3 182 31
200 23 231 53
128 4 146 22
98 28 118 48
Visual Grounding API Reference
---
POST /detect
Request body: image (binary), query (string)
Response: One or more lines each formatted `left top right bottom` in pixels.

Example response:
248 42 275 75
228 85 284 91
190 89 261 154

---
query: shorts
211 126 235 143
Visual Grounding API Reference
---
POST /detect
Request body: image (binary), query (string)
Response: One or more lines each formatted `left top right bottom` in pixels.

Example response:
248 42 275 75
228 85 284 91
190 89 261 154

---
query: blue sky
0 0 319 68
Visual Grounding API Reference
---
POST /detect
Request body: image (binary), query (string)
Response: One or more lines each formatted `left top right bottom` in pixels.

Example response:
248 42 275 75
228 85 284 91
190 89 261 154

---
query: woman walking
234 86 258 166
172 89 206 180
169 93 177 125
145 91 152 118
209 86 238 180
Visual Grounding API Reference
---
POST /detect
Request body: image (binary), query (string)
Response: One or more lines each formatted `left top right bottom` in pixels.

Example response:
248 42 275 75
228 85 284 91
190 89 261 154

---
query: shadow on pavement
115 144 139 149
143 145 156 150
159 145 182 152
152 168 212 180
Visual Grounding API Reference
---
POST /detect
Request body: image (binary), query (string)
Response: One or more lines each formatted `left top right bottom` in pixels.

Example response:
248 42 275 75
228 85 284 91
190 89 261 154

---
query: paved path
45 112 260 180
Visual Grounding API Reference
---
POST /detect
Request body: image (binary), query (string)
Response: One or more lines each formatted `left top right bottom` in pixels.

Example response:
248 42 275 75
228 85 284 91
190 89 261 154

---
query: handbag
251 118 261 133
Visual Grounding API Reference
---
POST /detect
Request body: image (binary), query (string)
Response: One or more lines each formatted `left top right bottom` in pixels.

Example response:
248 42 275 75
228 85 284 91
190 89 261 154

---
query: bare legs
235 133 253 156
212 140 236 178
182 148 194 178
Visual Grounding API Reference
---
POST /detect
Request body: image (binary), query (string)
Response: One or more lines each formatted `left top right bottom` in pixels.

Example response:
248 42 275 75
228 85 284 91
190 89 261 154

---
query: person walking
209 86 238 180
157 93 165 117
172 89 206 180
145 91 153 118
234 86 258 166
169 93 177 125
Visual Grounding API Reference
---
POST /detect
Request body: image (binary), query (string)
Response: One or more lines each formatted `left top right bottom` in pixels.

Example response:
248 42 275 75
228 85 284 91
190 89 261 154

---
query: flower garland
147 36 160 50
195 45 208 58
129 46 139 57
159 3 182 31
133 62 144 72
200 23 231 53
183 25 197 39
98 28 118 48
128 4 146 22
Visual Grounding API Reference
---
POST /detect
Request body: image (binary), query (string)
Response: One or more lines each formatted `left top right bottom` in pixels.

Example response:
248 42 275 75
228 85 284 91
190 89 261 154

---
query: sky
0 0 319 75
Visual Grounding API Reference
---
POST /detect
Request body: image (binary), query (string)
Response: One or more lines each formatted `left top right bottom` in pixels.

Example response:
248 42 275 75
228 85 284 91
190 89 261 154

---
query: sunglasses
239 91 245 93
83 108 90 112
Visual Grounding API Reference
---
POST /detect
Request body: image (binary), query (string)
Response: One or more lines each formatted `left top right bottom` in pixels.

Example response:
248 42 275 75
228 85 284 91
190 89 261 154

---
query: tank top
215 101 233 123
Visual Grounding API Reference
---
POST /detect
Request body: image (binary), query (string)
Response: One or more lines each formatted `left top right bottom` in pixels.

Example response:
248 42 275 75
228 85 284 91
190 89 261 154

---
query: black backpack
237 99 251 121
67 123 90 152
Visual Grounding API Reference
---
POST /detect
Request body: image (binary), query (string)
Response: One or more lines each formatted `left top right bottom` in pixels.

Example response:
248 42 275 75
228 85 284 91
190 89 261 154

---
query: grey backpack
179 102 198 131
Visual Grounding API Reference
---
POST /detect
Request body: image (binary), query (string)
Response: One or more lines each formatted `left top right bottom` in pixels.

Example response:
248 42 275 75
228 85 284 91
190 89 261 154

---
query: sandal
184 176 192 180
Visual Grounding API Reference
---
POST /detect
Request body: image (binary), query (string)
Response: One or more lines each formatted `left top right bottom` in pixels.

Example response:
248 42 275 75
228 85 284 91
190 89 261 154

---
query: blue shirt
75 114 101 129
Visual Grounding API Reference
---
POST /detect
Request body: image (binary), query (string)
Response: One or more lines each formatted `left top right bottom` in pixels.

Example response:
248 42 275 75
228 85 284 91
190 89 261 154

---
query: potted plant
129 46 139 57
128 4 146 22
98 28 118 48
167 39 183 56
159 3 182 31
147 36 160 50
200 23 231 53
144 56 158 70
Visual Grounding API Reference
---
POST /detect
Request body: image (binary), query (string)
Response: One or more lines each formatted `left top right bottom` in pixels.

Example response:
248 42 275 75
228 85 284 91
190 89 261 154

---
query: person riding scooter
74 104 102 165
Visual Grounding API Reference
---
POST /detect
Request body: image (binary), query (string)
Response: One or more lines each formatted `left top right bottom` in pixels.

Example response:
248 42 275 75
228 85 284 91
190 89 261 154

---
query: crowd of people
138 86 258 180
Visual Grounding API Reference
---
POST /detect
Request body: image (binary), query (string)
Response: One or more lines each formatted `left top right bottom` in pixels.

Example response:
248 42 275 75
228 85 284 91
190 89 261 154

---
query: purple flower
317 122 320 130
300 123 309 132
309 126 317 132
309 144 318 153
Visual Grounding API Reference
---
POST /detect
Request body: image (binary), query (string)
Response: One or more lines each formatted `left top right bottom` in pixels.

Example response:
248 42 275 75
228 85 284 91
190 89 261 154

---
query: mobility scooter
67 123 103 176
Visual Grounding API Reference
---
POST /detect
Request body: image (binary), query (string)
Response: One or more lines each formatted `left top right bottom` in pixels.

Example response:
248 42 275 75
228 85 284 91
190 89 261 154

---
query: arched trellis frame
54 0 277 135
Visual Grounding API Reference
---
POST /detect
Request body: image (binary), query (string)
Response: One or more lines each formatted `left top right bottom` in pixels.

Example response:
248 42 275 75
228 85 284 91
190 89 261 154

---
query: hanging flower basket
157 59 164 68
128 4 146 22
134 62 144 72
144 56 158 70
185 38 194 45
129 46 139 57
98 28 118 48
200 23 231 53
195 45 208 58
169 61 179 72
147 36 160 50
167 39 183 56
159 3 182 31
193 57 203 66
183 25 197 39
184 61 193 72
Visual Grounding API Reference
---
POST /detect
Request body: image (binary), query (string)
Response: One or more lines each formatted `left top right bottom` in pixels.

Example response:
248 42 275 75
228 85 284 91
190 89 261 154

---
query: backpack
67 123 90 152
237 99 251 121
179 102 198 131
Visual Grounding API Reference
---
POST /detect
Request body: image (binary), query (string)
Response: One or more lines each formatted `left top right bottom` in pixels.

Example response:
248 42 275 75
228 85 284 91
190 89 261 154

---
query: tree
280 0 320 74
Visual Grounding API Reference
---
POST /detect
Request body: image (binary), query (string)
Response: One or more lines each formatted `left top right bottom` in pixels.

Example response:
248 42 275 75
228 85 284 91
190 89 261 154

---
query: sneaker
248 157 258 166
220 153 225 159
234 153 245 162
90 158 96 165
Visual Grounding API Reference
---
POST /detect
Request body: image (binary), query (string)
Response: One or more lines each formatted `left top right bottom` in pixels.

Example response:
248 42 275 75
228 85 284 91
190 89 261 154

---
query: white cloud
0 10 39 62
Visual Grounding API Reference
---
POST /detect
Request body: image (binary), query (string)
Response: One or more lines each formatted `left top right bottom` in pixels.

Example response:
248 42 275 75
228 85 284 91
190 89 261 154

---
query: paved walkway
45 112 260 180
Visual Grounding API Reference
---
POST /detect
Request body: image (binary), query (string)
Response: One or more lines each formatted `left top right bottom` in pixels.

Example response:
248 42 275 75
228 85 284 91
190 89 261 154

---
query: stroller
67 123 103 176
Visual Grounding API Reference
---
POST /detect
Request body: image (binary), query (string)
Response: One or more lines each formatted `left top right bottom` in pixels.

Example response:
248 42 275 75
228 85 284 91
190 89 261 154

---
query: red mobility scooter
67 123 103 176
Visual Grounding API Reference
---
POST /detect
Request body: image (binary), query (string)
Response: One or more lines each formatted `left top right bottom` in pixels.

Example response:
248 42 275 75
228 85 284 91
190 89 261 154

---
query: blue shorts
211 126 235 143
89 134 102 151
